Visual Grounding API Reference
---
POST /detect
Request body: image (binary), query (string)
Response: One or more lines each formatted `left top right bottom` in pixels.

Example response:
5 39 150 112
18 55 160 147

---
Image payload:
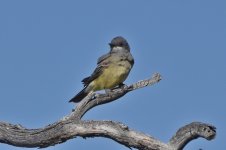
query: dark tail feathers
69 87 89 103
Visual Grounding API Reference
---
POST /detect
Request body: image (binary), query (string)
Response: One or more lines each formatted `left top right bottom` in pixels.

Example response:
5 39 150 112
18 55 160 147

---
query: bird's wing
97 53 111 64
82 53 111 86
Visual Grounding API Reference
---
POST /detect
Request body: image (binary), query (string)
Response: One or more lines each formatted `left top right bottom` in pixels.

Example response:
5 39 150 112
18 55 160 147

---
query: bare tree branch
69 73 162 120
169 122 216 150
0 73 216 149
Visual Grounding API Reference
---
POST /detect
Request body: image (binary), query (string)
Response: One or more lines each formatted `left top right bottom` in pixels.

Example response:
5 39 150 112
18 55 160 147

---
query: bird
69 36 134 103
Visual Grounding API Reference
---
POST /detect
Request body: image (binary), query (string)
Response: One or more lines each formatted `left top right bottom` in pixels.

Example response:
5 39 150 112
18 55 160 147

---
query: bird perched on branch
69 36 134 103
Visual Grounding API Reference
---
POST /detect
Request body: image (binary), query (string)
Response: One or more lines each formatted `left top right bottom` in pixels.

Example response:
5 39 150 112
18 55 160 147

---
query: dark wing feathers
82 66 103 86
81 76 90 86
82 53 111 86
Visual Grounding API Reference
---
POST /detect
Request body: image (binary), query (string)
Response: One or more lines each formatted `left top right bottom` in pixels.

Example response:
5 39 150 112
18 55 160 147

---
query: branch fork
0 73 216 149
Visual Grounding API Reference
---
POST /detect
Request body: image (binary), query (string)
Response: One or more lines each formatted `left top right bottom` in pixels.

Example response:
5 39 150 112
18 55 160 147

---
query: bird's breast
91 61 132 91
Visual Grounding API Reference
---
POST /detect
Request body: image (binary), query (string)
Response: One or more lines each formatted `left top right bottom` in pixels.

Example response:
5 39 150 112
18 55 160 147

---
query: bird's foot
111 83 127 91
120 83 128 89
118 83 125 87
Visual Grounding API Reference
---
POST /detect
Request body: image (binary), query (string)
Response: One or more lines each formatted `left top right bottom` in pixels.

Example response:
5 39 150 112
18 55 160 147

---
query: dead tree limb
0 73 216 149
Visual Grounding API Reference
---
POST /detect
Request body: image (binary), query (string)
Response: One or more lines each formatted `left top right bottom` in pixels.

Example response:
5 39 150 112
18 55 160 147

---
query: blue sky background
0 0 225 150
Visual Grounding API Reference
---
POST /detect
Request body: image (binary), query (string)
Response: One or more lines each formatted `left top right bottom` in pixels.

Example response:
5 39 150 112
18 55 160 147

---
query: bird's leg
111 83 127 91
118 83 126 88
105 83 128 96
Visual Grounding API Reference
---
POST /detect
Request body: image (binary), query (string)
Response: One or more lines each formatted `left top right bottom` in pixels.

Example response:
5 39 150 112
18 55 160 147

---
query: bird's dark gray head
109 36 130 52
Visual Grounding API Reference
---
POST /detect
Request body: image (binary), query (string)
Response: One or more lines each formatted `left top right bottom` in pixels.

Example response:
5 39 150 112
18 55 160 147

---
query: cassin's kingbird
69 36 134 103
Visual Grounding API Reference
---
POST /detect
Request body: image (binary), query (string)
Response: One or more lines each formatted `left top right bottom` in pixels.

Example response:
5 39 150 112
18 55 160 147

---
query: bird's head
109 36 130 52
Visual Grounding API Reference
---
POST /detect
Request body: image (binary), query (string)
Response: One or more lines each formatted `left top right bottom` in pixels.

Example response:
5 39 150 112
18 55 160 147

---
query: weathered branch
169 122 216 150
0 73 216 149
69 73 162 120
0 120 216 149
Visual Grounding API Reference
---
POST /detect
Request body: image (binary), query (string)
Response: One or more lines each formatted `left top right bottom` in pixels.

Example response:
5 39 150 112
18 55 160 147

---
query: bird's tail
69 86 91 103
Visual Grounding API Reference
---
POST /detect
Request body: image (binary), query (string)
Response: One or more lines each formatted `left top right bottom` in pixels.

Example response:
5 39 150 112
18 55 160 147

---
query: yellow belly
91 64 130 91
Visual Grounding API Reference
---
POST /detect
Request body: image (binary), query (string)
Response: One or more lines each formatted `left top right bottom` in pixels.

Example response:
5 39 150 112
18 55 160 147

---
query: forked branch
0 73 216 149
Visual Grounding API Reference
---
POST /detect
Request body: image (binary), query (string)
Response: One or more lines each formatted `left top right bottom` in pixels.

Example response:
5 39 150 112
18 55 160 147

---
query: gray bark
0 73 216 149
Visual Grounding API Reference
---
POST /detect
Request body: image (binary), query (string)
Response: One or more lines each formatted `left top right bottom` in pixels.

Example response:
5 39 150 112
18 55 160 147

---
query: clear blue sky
0 0 225 150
